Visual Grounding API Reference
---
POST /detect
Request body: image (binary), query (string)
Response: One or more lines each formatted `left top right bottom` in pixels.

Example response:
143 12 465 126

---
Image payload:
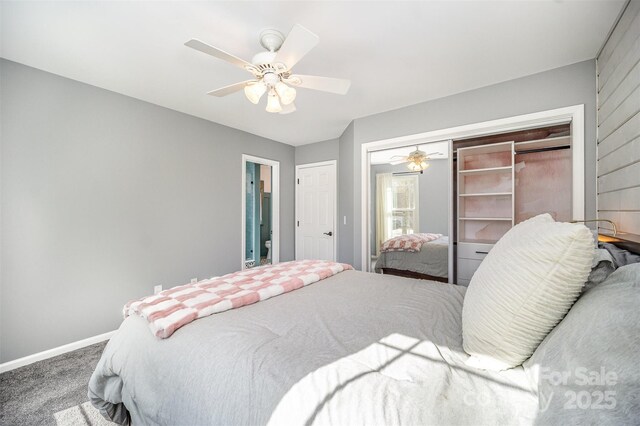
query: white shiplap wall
597 0 640 235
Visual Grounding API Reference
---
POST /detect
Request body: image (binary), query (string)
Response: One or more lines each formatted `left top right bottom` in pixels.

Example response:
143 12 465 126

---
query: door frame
360 104 586 274
295 160 338 261
241 154 280 270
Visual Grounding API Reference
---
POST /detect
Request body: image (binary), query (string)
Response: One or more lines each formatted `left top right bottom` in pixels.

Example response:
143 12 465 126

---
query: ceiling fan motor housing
408 149 427 162
251 50 278 66
250 32 291 88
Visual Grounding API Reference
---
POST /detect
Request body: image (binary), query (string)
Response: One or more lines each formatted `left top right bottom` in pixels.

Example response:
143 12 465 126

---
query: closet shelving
458 192 512 197
458 165 513 176
453 129 572 286
455 141 516 286
457 141 515 242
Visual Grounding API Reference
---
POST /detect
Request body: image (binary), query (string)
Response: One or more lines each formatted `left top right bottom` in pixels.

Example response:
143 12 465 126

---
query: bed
374 235 449 282
90 271 539 425
89 240 639 425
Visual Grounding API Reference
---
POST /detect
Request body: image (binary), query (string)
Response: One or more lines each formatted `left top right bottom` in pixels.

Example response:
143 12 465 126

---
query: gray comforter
89 270 540 425
374 236 449 278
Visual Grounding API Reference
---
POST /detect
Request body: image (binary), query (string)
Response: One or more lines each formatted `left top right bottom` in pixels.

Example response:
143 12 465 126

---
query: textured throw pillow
462 213 594 370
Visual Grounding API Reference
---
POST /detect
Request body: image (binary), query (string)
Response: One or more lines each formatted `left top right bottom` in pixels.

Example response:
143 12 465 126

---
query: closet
453 124 572 285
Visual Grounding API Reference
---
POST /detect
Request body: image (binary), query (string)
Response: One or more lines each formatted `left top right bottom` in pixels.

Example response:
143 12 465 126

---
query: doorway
242 155 280 269
295 161 337 261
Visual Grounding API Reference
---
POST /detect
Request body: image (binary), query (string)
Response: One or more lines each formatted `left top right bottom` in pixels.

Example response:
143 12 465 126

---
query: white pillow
461 213 594 370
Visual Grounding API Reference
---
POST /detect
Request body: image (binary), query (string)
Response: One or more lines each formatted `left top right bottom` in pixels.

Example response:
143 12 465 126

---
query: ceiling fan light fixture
407 162 422 172
275 82 296 105
262 72 280 86
404 147 431 171
266 90 282 113
244 81 266 104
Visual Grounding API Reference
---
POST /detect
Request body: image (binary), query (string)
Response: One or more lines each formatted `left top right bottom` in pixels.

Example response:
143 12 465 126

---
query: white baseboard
0 330 116 374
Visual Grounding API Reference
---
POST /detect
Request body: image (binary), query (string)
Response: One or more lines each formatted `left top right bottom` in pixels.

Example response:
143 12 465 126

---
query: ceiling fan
185 24 351 114
390 147 443 171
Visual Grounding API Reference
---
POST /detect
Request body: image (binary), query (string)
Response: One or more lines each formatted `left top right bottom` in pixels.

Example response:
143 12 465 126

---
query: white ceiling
0 1 625 146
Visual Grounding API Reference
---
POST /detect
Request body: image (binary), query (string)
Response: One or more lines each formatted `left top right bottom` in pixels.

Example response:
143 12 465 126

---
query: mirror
369 140 451 282
242 155 279 269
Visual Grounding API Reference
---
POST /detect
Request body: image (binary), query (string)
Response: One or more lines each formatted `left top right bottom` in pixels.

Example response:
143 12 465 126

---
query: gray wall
370 160 450 254
341 59 598 270
295 138 339 165
338 122 355 265
0 59 295 363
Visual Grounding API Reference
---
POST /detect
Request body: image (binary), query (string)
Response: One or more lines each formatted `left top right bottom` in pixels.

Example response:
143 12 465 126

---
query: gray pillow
600 242 640 267
582 248 616 293
524 263 640 425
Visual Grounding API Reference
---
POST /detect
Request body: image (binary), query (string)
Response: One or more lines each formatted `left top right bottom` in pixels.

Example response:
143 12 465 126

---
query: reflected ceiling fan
185 24 351 114
390 147 443 172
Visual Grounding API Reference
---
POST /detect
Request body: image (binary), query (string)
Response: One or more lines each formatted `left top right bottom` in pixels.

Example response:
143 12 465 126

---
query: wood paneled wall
597 1 640 235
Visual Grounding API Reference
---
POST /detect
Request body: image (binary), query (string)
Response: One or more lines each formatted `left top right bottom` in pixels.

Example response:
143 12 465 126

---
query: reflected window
376 174 420 252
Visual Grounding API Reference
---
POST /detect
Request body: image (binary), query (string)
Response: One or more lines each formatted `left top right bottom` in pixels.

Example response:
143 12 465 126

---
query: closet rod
452 143 570 159
515 145 570 155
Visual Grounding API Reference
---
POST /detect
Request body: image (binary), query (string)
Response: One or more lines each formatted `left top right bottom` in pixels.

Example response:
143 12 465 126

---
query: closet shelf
458 166 512 175
459 217 512 221
459 192 512 197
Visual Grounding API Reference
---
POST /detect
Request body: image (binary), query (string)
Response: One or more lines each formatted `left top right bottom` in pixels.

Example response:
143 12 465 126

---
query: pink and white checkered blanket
123 260 353 338
380 233 442 253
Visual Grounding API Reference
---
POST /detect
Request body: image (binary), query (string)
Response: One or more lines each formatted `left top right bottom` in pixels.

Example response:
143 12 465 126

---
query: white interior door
296 161 337 261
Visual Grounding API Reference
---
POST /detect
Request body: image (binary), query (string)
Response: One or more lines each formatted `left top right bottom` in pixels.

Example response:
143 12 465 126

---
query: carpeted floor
0 341 108 425
53 401 112 426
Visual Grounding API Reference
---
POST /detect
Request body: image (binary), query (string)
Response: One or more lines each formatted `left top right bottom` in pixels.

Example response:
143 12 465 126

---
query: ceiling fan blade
389 159 408 165
185 39 253 70
207 80 255 97
279 102 297 115
289 74 351 95
274 24 319 70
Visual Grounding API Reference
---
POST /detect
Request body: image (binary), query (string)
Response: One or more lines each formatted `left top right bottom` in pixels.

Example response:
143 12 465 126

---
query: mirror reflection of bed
370 141 450 282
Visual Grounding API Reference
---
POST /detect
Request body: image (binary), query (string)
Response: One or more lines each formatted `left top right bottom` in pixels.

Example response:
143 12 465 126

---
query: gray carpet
0 341 108 426
53 401 112 426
